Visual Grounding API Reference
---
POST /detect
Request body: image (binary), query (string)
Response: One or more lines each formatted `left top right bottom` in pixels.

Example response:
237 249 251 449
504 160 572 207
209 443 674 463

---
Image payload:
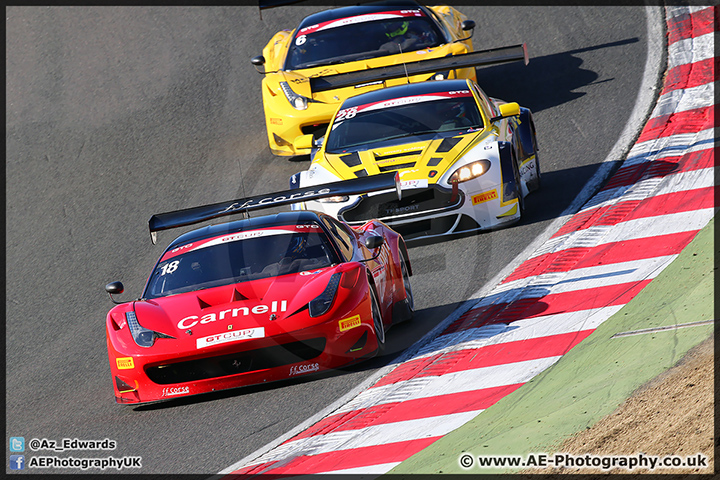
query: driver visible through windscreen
325 89 484 152
287 9 443 70
144 225 337 298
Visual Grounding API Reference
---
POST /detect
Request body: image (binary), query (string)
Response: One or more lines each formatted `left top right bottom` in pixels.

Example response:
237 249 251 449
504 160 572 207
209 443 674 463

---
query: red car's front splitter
108 299 379 405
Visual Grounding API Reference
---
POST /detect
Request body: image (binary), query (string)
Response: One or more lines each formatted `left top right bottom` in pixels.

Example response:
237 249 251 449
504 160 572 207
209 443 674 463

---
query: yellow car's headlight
449 160 491 183
280 81 308 110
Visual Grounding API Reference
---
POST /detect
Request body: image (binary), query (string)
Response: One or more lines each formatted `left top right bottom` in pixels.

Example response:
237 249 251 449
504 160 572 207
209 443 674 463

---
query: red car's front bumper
107 282 378 405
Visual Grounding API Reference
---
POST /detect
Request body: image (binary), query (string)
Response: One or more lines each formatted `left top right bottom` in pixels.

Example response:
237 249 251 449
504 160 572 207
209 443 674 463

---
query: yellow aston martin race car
288 78 541 241
252 0 479 156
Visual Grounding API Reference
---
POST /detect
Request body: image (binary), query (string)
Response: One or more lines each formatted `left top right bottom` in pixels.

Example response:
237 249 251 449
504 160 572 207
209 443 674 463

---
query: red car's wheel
401 258 414 315
370 286 385 353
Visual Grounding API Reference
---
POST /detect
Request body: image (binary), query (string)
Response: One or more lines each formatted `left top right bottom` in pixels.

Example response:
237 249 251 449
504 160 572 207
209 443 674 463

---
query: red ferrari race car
104 173 413 405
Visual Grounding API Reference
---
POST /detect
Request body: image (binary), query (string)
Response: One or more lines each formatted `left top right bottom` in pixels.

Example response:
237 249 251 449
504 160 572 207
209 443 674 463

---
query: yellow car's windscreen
325 92 483 152
287 10 445 70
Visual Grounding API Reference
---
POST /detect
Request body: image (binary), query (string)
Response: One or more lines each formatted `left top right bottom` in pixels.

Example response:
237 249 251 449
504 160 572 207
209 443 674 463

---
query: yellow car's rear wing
310 43 528 93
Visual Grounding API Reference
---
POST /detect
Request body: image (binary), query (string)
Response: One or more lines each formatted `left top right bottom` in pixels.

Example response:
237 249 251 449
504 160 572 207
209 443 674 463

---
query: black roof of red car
165 211 323 250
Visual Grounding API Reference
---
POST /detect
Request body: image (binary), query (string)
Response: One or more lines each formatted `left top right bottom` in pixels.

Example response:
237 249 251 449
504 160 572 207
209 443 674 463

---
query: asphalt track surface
6 5 651 475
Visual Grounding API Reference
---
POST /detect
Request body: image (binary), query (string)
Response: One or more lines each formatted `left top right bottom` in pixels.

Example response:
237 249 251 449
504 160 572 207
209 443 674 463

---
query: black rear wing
148 172 401 244
310 43 529 93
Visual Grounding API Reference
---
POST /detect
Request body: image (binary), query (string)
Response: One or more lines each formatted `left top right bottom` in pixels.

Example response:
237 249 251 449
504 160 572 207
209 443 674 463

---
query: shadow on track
476 38 640 113
406 159 626 249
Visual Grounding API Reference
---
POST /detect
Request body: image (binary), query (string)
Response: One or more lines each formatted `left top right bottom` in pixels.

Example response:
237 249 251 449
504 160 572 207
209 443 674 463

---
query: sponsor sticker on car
116 357 134 370
336 90 473 120
289 363 320 376
298 9 424 36
300 268 326 276
160 227 300 262
339 315 362 331
178 301 288 329
161 386 190 397
471 189 498 205
400 179 429 189
196 327 265 349
520 158 536 176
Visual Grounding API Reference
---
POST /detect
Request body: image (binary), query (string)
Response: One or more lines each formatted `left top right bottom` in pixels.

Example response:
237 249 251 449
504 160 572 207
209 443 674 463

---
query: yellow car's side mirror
490 102 520 123
293 134 314 151
499 102 520 118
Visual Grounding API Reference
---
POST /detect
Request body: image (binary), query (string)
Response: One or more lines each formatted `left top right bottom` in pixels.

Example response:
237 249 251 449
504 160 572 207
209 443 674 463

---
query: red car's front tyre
369 286 385 355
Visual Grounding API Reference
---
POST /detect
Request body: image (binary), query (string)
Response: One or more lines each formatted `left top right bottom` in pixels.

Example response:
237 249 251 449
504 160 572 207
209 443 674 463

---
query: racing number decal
295 35 307 46
335 107 358 122
160 261 179 276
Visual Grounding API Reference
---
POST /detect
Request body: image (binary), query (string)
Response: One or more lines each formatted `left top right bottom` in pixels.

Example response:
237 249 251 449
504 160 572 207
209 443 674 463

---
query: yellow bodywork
315 130 492 185
258 5 476 156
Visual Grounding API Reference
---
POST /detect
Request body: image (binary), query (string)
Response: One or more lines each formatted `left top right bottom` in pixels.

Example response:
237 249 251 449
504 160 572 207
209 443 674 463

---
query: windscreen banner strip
298 9 425 36
159 225 318 262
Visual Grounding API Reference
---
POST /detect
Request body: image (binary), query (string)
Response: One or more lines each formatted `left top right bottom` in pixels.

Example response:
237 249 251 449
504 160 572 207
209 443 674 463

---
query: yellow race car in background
288 78 541 242
252 0 478 156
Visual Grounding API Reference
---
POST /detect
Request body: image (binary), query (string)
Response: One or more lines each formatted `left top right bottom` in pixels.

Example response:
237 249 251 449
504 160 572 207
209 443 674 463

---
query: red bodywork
106 218 410 404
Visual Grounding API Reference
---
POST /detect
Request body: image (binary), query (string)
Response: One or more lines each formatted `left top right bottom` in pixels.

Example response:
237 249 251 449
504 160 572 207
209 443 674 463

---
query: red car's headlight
126 311 174 348
308 273 342 317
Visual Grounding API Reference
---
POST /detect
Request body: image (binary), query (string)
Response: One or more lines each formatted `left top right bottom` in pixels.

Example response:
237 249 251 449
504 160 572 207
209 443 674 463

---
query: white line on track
611 319 715 338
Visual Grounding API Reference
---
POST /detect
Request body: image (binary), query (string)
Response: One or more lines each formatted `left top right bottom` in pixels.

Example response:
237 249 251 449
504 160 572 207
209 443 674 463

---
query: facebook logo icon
10 437 25 452
10 455 25 470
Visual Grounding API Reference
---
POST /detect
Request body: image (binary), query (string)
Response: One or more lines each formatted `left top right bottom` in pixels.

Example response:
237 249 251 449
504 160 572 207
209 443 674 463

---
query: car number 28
335 107 358 122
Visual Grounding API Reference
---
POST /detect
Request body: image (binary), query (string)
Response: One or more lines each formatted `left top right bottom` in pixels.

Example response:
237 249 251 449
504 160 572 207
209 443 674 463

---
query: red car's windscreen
144 225 337 299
